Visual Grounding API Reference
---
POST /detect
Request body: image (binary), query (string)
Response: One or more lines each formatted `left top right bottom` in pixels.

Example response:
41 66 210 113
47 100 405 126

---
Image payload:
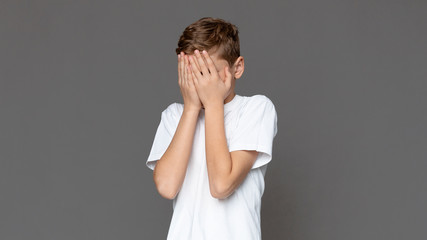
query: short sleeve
228 95 278 169
146 103 180 170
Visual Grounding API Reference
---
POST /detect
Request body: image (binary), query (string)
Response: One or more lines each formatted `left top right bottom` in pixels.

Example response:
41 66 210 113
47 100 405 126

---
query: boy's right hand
178 52 202 112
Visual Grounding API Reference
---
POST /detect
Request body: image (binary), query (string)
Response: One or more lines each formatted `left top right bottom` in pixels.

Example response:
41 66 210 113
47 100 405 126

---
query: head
175 17 244 82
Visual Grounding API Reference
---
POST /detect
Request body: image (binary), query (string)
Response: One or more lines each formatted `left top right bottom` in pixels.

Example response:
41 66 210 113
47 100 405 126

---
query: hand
188 50 233 108
178 52 202 112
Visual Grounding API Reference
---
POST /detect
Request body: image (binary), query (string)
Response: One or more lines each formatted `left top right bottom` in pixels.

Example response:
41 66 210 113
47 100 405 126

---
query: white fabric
146 94 278 240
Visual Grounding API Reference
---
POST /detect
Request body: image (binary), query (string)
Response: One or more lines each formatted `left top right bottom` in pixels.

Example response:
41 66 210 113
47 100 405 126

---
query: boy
146 17 278 240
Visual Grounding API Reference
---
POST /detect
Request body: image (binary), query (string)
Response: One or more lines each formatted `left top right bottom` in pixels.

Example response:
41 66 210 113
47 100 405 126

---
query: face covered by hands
187 49 233 109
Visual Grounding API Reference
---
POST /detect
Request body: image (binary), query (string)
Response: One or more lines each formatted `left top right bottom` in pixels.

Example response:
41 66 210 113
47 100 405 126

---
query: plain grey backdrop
1 0 426 239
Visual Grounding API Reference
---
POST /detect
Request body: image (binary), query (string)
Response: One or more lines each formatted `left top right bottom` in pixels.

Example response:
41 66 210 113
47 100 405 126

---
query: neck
224 91 236 104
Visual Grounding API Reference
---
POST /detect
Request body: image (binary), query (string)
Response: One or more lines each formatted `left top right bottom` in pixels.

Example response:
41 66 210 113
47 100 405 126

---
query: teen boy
147 17 278 240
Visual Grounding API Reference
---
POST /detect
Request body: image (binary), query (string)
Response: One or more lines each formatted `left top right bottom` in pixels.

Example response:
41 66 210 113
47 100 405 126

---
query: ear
232 56 244 79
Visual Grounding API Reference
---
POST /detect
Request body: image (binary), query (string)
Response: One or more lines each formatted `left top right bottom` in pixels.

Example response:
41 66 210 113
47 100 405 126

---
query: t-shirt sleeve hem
146 152 164 171
229 143 272 169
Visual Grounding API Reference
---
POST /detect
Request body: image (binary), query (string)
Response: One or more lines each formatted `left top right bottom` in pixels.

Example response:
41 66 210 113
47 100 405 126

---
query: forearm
153 107 199 199
204 103 232 196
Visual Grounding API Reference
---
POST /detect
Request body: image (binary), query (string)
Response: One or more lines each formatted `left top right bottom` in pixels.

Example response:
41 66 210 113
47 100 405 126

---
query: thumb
224 66 233 87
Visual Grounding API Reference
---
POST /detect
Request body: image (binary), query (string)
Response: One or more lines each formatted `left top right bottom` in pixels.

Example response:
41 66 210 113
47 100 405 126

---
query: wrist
204 101 224 111
183 105 201 115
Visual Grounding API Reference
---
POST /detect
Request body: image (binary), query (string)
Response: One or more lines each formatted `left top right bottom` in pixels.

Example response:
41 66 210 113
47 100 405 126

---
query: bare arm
152 53 202 200
204 104 258 199
188 50 258 199
153 107 199 199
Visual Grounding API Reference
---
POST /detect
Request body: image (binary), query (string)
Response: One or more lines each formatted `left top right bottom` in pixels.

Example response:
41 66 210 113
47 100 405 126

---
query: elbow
155 180 178 200
153 170 179 200
159 189 177 200
209 181 232 200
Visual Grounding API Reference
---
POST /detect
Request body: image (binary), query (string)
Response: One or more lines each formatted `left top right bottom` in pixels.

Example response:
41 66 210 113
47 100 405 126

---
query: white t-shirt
146 94 278 240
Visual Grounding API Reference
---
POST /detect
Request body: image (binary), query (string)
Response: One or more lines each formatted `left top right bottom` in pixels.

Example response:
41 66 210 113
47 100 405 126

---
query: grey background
1 0 426 239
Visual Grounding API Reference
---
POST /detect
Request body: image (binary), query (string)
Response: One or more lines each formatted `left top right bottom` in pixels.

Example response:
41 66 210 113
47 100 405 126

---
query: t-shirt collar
224 94 241 112
200 94 241 113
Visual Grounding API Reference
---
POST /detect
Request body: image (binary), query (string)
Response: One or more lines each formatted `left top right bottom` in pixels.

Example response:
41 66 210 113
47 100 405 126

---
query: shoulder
251 94 274 104
243 94 276 111
162 102 184 118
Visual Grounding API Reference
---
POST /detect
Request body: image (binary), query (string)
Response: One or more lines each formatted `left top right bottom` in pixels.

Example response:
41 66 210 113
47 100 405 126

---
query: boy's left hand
188 50 233 108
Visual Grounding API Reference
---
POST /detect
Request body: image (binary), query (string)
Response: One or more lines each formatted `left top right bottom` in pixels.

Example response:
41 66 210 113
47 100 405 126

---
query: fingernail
202 50 207 54
195 49 199 54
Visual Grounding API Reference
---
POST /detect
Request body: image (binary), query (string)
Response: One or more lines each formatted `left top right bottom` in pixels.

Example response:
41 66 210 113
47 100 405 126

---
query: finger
188 55 203 79
191 54 202 73
194 50 209 76
202 50 218 76
178 53 182 85
180 52 185 85
185 55 192 87
224 66 233 87
189 64 199 88
184 55 188 86
187 64 195 87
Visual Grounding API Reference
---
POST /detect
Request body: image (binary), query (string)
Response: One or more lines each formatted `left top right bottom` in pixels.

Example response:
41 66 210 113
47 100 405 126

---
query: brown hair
175 17 240 67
